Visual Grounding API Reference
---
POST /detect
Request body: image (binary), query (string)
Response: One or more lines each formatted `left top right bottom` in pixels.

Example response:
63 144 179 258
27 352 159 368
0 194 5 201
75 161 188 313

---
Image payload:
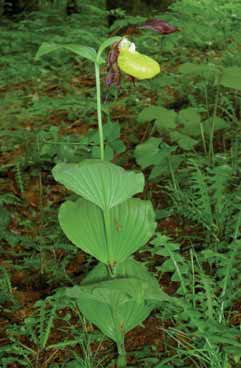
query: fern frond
32 298 58 350
15 161 24 194
189 161 213 230
0 193 21 206
209 165 233 234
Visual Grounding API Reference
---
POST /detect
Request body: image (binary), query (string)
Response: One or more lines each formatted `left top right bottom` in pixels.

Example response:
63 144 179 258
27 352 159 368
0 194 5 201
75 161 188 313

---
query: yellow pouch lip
117 49 160 80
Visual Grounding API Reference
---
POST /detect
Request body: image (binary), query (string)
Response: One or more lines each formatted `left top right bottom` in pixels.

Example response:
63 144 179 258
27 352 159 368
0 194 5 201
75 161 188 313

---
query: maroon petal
105 71 114 87
105 69 121 87
107 46 119 68
140 19 178 35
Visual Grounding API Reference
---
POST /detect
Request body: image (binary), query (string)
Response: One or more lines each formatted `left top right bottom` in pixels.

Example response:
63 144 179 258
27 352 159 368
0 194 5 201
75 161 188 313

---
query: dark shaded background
107 0 174 13
2 0 175 16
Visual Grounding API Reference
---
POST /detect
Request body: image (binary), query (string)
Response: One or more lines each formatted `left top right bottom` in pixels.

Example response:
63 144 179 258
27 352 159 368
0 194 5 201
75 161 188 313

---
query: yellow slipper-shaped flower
117 38 160 80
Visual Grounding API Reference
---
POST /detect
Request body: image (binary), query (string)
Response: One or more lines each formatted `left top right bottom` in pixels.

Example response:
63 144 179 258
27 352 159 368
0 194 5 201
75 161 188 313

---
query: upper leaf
63 44 97 63
53 159 144 210
35 42 63 60
35 42 97 63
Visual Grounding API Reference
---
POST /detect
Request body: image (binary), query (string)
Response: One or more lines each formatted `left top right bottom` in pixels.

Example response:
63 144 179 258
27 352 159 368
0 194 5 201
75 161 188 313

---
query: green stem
208 79 221 164
95 62 105 160
117 341 127 368
103 209 116 275
95 61 114 272
166 246 187 295
168 157 178 193
200 122 207 155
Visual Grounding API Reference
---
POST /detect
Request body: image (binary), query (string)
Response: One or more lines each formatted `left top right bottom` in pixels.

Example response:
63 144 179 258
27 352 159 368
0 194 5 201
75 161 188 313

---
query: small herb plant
36 27 174 367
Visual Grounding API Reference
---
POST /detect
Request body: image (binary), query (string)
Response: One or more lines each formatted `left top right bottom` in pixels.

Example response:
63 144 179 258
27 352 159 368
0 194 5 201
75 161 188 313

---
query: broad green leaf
149 155 183 179
63 259 165 344
35 42 63 60
178 63 217 78
103 121 121 141
111 139 126 154
63 44 97 63
134 138 175 169
170 131 198 150
59 198 156 264
59 198 106 263
178 63 204 74
91 144 114 161
220 67 241 91
81 278 148 303
135 138 162 169
53 159 144 210
75 290 149 344
137 106 161 123
178 108 201 137
154 108 177 132
137 106 177 131
35 42 97 63
202 117 228 134
81 258 167 302
150 164 171 179
77 276 165 305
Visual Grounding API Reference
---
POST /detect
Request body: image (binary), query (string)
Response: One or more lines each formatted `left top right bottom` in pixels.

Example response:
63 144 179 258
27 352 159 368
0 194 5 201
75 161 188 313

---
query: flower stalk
95 62 105 160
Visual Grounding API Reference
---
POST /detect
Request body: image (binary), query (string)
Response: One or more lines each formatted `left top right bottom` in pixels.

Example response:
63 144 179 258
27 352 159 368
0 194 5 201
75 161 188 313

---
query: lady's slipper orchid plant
35 20 176 367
